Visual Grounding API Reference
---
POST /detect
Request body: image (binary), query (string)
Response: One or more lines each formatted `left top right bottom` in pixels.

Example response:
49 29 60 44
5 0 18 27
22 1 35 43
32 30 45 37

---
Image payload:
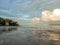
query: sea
0 26 60 45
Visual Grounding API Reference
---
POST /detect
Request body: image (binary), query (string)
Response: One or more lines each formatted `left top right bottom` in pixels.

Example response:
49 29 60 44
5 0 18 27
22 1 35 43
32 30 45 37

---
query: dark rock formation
0 17 19 26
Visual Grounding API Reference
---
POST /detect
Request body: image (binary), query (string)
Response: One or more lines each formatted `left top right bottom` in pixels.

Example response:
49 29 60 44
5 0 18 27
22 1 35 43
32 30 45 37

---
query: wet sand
0 27 60 45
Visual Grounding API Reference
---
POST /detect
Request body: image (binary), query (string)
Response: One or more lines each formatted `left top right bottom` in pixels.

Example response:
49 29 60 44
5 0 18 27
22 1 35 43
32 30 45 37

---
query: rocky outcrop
0 17 19 26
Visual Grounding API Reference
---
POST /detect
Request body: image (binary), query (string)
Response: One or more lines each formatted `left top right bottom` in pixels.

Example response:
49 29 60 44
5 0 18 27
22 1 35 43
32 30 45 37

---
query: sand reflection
0 26 18 34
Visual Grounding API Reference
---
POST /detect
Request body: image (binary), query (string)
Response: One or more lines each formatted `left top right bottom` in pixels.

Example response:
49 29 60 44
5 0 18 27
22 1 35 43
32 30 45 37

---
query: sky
0 0 60 27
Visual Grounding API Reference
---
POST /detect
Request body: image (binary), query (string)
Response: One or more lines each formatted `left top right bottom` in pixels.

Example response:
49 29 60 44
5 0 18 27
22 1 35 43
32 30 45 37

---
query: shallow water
0 26 60 45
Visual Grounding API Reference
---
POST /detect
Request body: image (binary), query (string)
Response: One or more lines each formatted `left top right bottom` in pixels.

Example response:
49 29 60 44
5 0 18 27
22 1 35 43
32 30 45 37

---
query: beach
0 27 60 45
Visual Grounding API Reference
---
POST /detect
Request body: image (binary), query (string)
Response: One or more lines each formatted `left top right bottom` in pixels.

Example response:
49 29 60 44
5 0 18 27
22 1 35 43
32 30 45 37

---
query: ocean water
0 26 60 45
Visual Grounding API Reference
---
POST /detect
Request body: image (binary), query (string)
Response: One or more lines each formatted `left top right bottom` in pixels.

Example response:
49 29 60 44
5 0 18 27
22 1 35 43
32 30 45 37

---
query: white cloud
20 18 30 20
31 17 40 23
53 9 60 16
22 15 29 18
41 8 60 21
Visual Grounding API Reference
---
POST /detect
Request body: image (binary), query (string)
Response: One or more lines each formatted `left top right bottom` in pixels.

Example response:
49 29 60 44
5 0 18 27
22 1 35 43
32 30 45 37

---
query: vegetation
0 17 19 26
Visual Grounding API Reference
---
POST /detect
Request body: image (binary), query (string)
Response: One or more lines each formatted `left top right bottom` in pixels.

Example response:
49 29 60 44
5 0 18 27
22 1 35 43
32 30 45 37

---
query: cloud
53 9 60 16
41 8 60 21
31 17 40 23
